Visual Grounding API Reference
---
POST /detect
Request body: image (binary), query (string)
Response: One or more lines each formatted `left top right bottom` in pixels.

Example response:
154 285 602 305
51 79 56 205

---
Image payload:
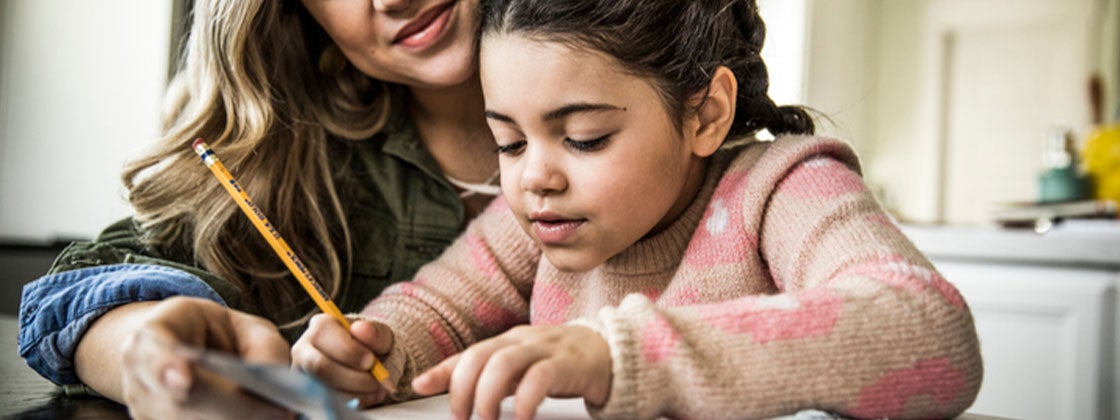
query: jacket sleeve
43 218 246 305
355 197 542 400
17 218 244 385
18 265 225 385
579 141 983 419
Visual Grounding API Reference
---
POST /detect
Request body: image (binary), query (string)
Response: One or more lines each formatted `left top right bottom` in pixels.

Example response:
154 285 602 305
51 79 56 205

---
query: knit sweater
360 135 983 419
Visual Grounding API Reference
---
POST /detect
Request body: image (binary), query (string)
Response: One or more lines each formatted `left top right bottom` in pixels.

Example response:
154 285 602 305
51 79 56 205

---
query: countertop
901 219 1120 268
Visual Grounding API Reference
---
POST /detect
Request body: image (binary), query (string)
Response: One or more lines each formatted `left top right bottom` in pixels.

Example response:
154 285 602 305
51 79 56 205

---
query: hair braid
482 0 814 140
728 0 813 137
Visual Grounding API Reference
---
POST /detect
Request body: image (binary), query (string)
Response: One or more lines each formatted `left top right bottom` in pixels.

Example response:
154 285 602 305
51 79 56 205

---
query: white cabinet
935 261 1116 420
903 224 1120 420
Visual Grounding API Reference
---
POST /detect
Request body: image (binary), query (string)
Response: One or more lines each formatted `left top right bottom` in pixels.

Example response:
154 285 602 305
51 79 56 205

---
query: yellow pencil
191 138 396 394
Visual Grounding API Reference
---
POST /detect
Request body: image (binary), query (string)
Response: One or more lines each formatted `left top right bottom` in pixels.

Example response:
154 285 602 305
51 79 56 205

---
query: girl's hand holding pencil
291 314 399 408
191 139 397 394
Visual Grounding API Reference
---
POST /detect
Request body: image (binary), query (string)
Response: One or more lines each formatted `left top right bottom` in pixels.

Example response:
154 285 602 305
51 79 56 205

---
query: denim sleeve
17 264 226 385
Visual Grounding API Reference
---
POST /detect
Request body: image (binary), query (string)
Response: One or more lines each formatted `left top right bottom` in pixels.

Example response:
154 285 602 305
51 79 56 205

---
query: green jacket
41 104 469 341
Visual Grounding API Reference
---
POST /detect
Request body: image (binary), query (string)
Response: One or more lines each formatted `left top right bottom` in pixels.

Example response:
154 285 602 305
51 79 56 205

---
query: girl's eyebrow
484 110 516 123
541 103 624 121
485 103 625 124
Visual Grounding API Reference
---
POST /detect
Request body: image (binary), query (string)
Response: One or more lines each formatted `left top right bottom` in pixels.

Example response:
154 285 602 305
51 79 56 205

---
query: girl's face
481 35 708 272
300 0 478 88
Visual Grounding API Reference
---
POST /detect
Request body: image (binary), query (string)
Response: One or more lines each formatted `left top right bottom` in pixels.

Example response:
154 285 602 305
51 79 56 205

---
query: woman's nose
372 0 410 12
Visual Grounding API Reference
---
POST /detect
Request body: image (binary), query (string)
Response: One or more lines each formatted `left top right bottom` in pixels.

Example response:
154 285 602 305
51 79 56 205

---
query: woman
18 0 495 418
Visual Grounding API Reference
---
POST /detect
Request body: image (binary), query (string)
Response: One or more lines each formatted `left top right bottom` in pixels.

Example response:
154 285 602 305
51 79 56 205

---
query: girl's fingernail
347 398 360 410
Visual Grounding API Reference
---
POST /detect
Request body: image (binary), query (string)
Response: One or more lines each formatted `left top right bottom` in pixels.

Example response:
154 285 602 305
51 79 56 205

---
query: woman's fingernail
162 368 190 392
347 398 360 410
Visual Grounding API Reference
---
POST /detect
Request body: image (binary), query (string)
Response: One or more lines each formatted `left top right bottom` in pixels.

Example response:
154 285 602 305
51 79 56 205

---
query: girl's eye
564 135 610 152
494 140 526 156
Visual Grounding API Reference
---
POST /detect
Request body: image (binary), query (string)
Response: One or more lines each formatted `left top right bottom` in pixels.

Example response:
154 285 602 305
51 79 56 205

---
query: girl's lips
532 219 585 245
393 2 455 49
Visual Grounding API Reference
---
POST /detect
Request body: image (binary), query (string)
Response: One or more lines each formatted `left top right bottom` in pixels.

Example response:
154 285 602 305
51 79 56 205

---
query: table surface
1 315 1008 419
0 316 129 419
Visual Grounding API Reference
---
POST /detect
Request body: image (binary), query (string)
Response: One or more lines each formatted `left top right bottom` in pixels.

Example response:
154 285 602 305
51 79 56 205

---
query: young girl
293 0 984 418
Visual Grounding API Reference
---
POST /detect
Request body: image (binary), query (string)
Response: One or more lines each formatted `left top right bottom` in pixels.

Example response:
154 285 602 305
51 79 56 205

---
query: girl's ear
688 66 737 158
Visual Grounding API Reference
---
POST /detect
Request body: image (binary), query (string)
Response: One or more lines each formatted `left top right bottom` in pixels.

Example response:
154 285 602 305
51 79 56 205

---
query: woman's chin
413 56 477 89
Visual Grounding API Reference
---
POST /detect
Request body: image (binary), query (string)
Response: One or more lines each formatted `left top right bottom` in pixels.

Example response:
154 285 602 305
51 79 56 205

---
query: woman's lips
393 2 455 49
532 219 585 245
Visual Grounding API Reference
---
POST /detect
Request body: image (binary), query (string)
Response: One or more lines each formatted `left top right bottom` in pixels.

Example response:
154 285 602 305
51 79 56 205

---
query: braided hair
480 0 814 139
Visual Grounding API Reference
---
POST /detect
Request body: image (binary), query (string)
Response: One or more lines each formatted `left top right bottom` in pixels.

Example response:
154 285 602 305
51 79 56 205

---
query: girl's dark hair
480 0 814 138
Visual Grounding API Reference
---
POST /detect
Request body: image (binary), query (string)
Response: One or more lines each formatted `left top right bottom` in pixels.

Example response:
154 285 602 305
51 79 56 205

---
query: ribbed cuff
576 298 666 419
349 313 413 400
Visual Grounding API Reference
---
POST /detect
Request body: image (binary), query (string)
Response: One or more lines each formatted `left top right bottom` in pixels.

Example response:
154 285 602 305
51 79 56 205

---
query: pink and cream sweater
360 135 983 419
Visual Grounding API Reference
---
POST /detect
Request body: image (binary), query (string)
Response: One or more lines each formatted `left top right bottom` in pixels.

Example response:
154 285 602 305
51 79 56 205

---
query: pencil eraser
192 138 206 149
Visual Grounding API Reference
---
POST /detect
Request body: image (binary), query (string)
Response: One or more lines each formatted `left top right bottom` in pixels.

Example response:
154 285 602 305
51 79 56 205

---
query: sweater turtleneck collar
600 148 737 275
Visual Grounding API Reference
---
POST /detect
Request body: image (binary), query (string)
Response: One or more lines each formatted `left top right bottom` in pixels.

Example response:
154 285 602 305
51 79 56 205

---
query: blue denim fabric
18 264 225 385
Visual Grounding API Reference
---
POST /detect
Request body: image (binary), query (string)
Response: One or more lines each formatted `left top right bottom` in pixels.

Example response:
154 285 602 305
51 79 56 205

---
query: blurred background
1 1 1118 419
759 0 1119 225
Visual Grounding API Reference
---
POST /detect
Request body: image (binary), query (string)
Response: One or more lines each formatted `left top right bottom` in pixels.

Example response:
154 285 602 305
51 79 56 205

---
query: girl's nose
519 148 567 196
372 0 410 12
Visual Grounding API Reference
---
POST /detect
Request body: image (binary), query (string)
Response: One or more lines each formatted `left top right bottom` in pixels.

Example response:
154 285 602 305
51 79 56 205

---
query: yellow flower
1082 124 1120 203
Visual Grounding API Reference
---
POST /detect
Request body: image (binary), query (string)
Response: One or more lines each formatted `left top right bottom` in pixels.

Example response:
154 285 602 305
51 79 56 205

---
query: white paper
364 394 591 420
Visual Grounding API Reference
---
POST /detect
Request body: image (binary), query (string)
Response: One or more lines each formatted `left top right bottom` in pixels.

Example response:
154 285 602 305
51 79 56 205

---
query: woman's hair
123 0 392 324
480 0 814 138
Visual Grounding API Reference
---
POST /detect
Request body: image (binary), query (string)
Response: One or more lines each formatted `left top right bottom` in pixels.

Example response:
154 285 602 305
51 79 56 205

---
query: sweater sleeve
582 137 983 419
355 197 542 399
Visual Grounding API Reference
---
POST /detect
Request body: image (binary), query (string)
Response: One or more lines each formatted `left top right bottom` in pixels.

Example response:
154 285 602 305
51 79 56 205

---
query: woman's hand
411 325 612 420
291 314 396 408
115 296 294 420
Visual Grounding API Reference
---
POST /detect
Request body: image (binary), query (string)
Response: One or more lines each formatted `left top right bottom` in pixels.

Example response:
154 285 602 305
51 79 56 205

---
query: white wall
760 0 883 180
759 0 810 109
0 1 172 242
803 0 880 154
